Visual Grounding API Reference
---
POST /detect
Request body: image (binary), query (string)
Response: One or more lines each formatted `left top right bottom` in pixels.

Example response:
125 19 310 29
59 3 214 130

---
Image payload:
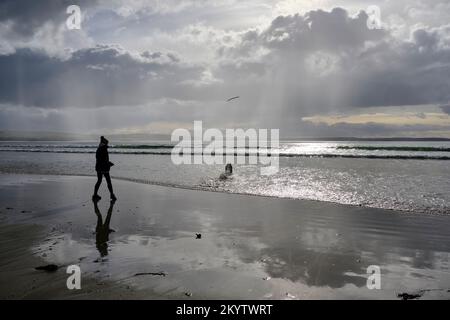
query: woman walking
92 136 117 202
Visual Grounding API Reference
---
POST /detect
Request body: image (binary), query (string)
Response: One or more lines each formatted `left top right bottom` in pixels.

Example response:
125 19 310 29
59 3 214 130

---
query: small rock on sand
134 271 167 277
35 264 58 272
397 292 423 300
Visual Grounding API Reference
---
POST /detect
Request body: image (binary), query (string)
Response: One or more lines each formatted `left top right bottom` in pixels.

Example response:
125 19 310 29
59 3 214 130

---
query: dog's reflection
93 200 116 257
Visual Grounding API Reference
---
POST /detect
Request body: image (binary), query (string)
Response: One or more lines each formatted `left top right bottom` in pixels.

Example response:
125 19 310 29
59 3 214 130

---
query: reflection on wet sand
94 200 116 257
1 174 450 299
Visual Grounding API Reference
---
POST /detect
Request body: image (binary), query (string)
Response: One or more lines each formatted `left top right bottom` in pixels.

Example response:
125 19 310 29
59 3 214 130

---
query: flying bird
226 96 240 102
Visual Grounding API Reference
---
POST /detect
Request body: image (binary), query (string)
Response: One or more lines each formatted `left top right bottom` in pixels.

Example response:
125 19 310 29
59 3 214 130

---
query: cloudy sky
1 0 450 138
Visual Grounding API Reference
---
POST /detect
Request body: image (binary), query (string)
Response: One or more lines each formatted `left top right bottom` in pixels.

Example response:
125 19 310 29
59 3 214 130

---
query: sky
0 0 450 138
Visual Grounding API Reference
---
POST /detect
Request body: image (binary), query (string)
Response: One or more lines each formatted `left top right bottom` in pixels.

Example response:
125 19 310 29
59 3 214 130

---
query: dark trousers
94 171 114 195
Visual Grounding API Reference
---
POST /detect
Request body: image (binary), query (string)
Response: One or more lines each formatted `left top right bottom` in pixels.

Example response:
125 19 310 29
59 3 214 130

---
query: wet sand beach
1 173 450 299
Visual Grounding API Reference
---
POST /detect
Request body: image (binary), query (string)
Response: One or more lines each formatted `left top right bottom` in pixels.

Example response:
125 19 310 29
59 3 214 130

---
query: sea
0 140 449 215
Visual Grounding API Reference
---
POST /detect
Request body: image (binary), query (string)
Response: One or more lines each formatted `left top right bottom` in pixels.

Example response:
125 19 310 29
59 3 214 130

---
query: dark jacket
95 143 110 172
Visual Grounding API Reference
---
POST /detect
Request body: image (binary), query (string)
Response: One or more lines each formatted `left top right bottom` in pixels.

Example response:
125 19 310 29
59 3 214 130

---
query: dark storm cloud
0 4 450 137
345 27 450 108
217 8 450 115
261 8 386 52
0 45 204 107
218 8 385 60
1 6 449 112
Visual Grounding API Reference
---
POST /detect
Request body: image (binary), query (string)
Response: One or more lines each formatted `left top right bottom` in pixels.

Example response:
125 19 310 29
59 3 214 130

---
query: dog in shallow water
219 163 233 180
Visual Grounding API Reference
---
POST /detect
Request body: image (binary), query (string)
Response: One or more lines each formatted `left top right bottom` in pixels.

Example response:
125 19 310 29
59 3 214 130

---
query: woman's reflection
93 200 116 257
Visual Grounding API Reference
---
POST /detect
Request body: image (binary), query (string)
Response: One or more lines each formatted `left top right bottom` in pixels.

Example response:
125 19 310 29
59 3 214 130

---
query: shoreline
0 171 446 216
1 173 450 299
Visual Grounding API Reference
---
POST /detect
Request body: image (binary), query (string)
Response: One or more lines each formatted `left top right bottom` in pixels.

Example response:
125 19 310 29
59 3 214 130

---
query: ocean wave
279 153 450 160
337 146 450 152
0 144 174 149
1 148 450 160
